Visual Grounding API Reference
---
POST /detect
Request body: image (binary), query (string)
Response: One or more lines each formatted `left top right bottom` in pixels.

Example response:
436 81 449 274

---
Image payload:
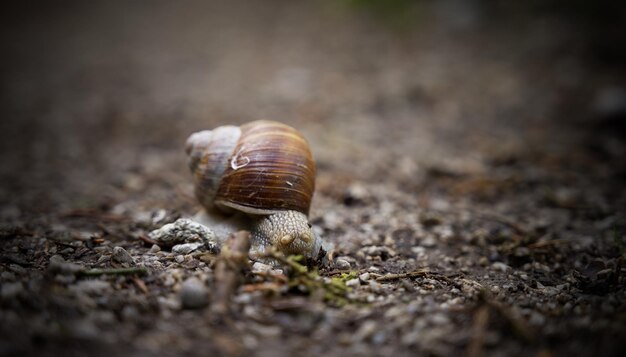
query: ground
1 1 625 356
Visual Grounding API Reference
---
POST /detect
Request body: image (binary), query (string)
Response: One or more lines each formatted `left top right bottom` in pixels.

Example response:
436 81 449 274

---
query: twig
240 282 283 294
475 210 527 235
96 223 117 237
78 267 148 277
137 234 159 246
211 231 251 315
527 238 569 249
466 305 489 357
132 276 149 294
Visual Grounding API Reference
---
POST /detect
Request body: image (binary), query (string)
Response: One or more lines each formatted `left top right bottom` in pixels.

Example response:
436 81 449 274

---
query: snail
185 120 324 262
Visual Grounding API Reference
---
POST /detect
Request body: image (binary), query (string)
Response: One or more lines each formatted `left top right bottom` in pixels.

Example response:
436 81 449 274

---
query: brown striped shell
185 120 316 217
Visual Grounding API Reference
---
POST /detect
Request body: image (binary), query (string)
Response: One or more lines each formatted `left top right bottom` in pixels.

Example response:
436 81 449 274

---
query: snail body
185 120 322 260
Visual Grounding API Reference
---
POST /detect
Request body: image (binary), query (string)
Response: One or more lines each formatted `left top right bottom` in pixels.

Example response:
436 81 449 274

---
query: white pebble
171 242 204 255
491 262 510 272
335 259 351 270
346 278 360 288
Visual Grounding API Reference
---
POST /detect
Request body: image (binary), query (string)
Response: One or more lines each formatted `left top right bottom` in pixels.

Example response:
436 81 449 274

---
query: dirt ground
1 1 625 356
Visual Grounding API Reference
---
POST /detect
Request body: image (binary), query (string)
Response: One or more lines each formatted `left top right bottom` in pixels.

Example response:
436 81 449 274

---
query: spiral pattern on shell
185 120 316 216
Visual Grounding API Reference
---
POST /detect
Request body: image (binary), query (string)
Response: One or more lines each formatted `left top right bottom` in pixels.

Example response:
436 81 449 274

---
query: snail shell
185 120 321 259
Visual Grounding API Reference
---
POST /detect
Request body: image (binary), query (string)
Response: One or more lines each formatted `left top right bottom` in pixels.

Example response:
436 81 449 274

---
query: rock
250 262 283 276
491 262 510 272
343 182 370 206
180 278 209 309
175 255 185 263
335 258 351 270
361 246 396 259
359 272 370 282
112 246 134 265
368 280 383 293
346 278 360 288
149 218 217 248
420 236 437 248
149 244 161 253
48 255 82 274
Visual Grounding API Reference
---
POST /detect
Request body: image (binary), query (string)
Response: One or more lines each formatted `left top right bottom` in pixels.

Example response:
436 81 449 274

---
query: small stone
361 246 396 259
491 262 510 272
7 264 26 275
112 246 134 265
151 209 168 225
149 244 161 253
48 255 82 274
1 282 23 299
369 280 383 293
180 278 209 309
252 262 283 275
175 255 185 263
346 278 360 288
478 256 489 266
359 272 370 282
420 236 437 248
335 258 351 270
149 218 217 248
343 182 369 205
171 242 204 255
430 313 450 325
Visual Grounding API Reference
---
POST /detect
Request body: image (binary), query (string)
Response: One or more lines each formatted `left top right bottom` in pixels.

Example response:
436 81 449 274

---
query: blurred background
0 0 624 213
1 2 625 355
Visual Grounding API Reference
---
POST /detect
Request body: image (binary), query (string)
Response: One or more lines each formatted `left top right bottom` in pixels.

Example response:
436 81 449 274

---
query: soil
1 1 625 356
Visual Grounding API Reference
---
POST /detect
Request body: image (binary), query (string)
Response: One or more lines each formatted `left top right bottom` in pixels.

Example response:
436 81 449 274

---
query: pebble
335 258 351 270
252 262 283 275
8 264 26 275
175 255 185 263
171 242 204 255
48 255 82 274
149 218 217 248
180 278 209 309
359 272 370 282
112 246 134 265
491 262 510 272
420 236 437 248
368 280 383 293
346 278 360 288
478 256 489 266
149 244 161 253
361 246 396 258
